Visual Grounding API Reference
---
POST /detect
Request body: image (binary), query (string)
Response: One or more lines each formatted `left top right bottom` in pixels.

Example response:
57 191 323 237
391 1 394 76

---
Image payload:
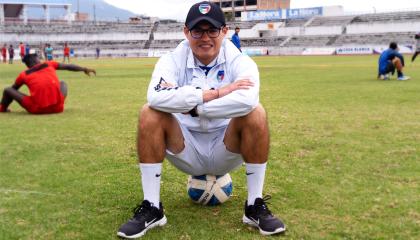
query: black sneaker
117 200 167 239
243 196 286 235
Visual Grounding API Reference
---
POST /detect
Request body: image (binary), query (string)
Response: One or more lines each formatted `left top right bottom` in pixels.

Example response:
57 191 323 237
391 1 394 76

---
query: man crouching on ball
117 1 285 238
0 53 96 114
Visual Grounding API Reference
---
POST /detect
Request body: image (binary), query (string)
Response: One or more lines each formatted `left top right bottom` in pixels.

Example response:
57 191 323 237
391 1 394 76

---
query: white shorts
165 123 243 176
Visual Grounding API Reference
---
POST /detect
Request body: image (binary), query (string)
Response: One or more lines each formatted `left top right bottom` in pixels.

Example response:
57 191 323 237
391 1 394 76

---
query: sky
104 0 420 21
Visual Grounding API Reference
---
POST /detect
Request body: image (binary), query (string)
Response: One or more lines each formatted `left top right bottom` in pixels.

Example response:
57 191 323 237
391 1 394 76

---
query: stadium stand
1 9 420 57
227 21 257 29
283 35 338 47
149 39 182 49
241 37 287 47
350 11 420 24
332 32 416 46
2 22 152 33
284 18 308 27
308 15 355 27
154 22 184 32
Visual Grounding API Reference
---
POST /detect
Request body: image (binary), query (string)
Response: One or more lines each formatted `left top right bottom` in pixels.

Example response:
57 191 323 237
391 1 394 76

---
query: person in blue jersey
231 26 241 51
117 1 285 239
45 44 54 61
411 33 420 62
25 43 30 56
378 42 410 81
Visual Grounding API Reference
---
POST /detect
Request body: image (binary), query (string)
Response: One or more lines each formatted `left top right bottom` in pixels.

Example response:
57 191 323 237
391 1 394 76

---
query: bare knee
243 104 267 128
393 58 403 70
230 104 268 134
393 58 401 64
250 104 267 119
4 87 14 95
139 104 172 130
4 87 19 99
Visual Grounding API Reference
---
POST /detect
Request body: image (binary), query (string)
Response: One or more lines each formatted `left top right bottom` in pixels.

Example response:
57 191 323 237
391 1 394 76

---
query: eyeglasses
190 27 221 39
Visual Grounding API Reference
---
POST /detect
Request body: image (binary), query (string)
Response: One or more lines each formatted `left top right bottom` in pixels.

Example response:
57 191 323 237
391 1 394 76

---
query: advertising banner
336 46 373 55
148 50 171 57
302 48 336 55
243 10 282 21
287 7 323 19
243 48 268 56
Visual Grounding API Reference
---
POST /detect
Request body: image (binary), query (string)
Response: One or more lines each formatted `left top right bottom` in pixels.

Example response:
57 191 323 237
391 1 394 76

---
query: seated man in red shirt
0 54 96 114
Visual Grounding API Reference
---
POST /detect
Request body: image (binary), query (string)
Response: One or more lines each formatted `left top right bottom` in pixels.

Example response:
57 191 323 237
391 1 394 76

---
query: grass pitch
0 55 419 239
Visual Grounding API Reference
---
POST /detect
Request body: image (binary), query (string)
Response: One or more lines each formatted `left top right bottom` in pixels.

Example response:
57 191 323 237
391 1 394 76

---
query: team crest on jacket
217 70 225 82
199 4 211 14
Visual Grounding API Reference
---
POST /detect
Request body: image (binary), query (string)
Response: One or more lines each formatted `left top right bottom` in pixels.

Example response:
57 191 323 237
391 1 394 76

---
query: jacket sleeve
197 56 259 119
147 54 203 113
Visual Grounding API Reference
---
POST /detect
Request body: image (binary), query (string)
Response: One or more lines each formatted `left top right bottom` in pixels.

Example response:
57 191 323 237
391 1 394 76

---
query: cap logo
199 4 211 14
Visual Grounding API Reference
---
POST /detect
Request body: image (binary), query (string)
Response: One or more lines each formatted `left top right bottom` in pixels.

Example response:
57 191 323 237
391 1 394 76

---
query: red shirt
64 46 70 55
15 61 63 108
1 47 6 56
19 44 25 55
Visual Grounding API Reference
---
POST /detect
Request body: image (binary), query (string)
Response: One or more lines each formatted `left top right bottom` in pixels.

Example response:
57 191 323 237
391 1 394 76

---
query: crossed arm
158 79 255 117
160 79 254 103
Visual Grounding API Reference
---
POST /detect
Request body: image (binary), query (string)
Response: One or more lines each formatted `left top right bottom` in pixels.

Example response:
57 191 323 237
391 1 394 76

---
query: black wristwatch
188 106 198 117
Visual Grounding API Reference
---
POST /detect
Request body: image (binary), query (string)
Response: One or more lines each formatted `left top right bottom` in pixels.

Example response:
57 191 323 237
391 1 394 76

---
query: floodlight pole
66 5 72 25
44 5 50 24
0 4 4 25
232 0 234 20
22 4 28 25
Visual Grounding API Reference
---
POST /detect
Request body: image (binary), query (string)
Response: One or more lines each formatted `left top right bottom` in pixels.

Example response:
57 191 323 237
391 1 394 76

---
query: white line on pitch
0 189 56 196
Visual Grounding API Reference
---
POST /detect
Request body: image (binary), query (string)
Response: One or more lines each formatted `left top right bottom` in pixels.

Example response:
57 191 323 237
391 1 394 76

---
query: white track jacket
147 39 260 133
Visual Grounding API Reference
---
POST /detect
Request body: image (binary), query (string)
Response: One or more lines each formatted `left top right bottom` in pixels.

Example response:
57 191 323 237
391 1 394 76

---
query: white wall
347 22 420 34
227 22 281 39
227 29 259 38
322 6 344 16
277 27 301 36
154 32 185 40
304 26 342 35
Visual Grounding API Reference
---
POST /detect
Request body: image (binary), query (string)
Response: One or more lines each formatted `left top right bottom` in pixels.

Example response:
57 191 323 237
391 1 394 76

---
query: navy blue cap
185 1 226 29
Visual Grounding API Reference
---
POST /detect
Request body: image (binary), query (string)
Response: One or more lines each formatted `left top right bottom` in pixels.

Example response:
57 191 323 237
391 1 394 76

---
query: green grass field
0 55 419 239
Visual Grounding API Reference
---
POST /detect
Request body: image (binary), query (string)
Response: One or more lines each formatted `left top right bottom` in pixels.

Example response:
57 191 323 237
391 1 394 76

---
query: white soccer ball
187 174 233 206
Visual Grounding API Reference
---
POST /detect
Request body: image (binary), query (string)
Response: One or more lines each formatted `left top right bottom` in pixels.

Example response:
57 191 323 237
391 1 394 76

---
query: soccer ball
379 74 390 80
187 174 233 206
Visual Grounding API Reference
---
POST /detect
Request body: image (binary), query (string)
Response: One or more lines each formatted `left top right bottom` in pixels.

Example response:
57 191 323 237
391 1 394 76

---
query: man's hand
160 82 175 88
202 79 254 103
218 79 254 98
84 68 96 76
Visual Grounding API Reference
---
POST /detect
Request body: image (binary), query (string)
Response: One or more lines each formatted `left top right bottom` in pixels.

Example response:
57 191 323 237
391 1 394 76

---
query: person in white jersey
117 1 286 238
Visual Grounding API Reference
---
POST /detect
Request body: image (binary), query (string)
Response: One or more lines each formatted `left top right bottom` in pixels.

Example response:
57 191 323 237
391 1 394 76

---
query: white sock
245 162 267 206
139 163 162 209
